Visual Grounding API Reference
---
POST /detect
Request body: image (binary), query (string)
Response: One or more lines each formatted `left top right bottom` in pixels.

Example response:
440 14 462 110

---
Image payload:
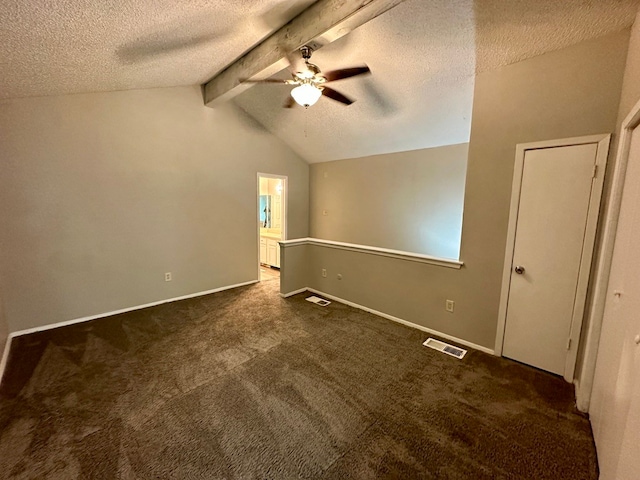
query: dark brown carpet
0 280 597 479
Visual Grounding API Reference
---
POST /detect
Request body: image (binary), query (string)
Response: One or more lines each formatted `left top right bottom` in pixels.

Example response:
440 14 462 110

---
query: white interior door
273 195 282 229
589 126 640 479
502 142 601 376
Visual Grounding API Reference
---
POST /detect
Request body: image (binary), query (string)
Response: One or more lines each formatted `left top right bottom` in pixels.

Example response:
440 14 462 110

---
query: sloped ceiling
1 0 638 163
234 0 640 162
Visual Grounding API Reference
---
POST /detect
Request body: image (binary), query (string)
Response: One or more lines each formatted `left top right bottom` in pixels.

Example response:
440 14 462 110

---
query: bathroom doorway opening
257 173 287 284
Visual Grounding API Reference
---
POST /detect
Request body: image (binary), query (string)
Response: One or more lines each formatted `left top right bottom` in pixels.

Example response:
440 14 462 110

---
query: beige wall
0 85 309 332
310 143 468 259
589 10 640 480
458 28 627 347
284 30 628 349
280 244 310 295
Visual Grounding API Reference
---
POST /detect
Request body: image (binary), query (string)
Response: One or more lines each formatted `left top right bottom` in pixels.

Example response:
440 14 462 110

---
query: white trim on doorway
494 134 611 383
257 173 288 281
576 98 640 411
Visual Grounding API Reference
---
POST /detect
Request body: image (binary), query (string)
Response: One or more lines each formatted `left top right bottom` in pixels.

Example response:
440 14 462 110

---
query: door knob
514 265 525 274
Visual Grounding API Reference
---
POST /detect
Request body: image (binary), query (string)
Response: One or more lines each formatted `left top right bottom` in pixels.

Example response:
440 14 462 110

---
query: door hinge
592 165 598 179
567 338 572 351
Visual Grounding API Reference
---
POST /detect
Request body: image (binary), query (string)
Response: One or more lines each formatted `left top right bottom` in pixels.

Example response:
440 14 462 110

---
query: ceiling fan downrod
300 45 313 62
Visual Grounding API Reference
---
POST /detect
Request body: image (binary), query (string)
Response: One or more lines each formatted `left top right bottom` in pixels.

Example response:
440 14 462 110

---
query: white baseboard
286 287 494 355
0 279 259 387
2 280 492 385
0 335 12 387
280 287 308 298
10 280 259 339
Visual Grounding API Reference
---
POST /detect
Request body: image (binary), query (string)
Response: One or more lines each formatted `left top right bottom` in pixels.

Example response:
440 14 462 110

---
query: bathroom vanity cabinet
260 236 280 268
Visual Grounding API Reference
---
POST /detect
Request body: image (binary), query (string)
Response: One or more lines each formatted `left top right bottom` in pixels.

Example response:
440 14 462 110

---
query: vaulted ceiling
1 0 638 163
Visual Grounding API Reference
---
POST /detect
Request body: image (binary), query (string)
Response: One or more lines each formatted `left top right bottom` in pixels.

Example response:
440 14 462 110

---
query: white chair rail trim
279 237 463 269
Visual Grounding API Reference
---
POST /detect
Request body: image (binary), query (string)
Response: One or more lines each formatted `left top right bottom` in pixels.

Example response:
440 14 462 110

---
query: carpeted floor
0 280 597 479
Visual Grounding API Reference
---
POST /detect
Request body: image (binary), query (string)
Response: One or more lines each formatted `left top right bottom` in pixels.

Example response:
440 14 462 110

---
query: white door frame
576 98 640 411
495 134 611 382
256 173 288 279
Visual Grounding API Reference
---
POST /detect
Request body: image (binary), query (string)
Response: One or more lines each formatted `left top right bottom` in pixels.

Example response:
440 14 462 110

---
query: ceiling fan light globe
291 84 322 107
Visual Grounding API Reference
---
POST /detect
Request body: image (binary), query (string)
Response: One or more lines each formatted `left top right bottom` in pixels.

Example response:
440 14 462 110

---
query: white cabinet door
267 239 278 267
260 238 267 264
275 241 281 268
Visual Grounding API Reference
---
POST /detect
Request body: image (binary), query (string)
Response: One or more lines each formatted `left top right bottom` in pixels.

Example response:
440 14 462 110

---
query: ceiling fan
243 46 370 108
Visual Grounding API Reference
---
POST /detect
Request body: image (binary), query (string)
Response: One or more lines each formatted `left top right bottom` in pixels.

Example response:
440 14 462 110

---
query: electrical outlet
165 272 172 282
445 299 454 313
322 268 327 278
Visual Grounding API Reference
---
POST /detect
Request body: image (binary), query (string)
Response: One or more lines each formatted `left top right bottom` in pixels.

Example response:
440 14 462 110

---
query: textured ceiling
0 0 314 99
235 0 640 162
1 0 639 163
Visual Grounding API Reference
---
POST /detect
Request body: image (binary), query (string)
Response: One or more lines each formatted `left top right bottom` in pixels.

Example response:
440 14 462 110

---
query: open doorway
257 173 287 283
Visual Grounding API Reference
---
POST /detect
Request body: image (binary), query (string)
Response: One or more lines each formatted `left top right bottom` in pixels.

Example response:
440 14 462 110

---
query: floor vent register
306 295 331 307
423 337 467 359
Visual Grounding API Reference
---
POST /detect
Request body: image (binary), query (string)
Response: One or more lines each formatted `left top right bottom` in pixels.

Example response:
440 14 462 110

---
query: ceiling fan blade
283 95 295 108
321 87 354 105
323 66 370 82
240 78 289 84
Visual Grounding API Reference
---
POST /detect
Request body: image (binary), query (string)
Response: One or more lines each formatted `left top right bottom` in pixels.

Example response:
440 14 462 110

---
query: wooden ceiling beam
202 0 407 107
